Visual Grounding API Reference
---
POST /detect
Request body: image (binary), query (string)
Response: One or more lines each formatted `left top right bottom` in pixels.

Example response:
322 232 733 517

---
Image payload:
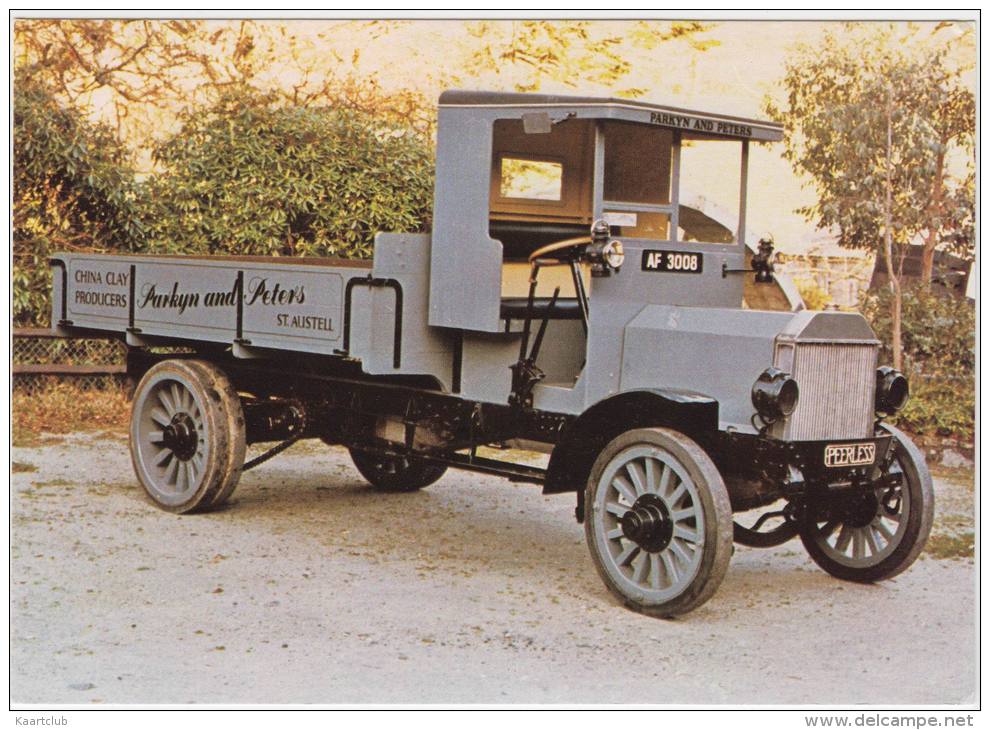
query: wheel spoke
658 465 674 498
662 551 680 586
673 524 699 544
631 552 649 584
852 529 866 559
153 447 172 466
615 543 639 567
175 460 187 492
643 458 658 494
605 501 628 518
818 520 840 539
625 461 646 496
834 525 854 553
164 458 179 488
669 537 692 565
148 430 165 443
649 553 661 589
873 519 894 542
158 388 175 415
606 526 624 541
671 507 695 523
151 408 171 427
611 476 637 505
667 481 687 507
864 526 881 555
171 384 184 414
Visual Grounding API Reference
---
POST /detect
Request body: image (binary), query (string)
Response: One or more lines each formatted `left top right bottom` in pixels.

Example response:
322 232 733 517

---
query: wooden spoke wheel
585 427 733 618
799 425 934 582
129 359 245 513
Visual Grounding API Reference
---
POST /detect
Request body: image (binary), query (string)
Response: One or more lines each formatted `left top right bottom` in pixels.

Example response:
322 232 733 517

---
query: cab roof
438 89 783 142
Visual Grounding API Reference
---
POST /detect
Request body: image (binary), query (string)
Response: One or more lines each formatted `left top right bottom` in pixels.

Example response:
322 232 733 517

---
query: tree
141 89 435 259
13 19 436 144
766 23 975 369
13 74 144 325
463 20 718 95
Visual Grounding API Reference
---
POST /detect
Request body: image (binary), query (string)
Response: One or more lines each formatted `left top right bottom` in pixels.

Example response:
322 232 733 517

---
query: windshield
599 126 746 246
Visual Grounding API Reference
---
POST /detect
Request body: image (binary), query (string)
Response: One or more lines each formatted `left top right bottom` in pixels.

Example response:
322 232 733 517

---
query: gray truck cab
51 90 931 618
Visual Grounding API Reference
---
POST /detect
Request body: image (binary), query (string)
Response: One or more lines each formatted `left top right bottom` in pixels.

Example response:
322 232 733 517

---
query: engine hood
618 305 878 434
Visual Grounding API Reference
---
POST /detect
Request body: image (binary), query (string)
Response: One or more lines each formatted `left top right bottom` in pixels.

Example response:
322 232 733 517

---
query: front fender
543 388 718 495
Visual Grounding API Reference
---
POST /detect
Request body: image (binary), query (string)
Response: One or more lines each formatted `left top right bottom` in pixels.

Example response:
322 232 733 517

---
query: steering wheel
528 236 592 263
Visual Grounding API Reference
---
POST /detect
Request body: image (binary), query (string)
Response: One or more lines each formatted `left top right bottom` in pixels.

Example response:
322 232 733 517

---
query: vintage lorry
51 90 932 617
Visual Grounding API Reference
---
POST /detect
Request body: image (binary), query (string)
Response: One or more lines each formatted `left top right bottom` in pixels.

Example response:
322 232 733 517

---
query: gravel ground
10 432 976 706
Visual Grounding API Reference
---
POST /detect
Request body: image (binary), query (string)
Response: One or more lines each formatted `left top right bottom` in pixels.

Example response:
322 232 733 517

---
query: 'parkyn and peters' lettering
650 111 752 137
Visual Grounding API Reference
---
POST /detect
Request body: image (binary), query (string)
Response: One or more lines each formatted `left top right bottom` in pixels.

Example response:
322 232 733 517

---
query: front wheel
348 448 447 492
799 425 934 582
584 427 733 618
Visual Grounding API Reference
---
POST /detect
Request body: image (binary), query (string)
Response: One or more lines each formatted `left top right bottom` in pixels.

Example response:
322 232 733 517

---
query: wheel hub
621 493 673 552
161 412 198 461
842 491 880 528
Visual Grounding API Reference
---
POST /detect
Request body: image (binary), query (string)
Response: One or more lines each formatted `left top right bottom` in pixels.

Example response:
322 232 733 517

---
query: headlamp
752 367 799 424
875 367 909 416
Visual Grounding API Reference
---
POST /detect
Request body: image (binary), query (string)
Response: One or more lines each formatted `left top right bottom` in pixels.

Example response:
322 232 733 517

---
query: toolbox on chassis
51 90 932 617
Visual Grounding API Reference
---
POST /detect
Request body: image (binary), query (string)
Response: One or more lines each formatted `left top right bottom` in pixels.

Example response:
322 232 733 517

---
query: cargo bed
52 253 376 357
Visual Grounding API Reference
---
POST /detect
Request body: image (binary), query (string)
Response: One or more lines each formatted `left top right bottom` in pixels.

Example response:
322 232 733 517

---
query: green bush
13 75 144 326
895 373 975 441
13 84 437 326
141 89 435 259
862 284 975 441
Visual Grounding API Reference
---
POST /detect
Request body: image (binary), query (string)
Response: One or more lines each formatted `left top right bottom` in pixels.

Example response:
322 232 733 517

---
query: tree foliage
767 24 975 266
13 75 143 325
464 20 718 95
767 23 974 369
14 19 436 142
141 89 435 259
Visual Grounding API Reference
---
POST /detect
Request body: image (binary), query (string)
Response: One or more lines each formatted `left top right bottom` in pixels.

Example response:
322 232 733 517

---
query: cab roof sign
439 90 784 142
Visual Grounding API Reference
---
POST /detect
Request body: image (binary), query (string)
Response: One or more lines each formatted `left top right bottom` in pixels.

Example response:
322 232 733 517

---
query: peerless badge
824 442 876 468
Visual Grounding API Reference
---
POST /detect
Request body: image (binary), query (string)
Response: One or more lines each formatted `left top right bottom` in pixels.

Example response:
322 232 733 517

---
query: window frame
593 123 750 249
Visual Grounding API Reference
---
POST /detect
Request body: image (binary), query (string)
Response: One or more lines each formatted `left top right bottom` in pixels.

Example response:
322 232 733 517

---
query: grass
33 478 72 487
12 461 38 474
925 532 975 560
12 382 129 442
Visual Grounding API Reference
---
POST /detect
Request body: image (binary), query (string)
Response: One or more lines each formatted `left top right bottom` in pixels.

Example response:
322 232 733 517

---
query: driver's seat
491 219 592 307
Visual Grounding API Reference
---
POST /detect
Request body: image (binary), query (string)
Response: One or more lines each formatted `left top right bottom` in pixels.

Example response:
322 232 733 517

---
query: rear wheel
348 448 447 492
129 359 245 513
185 360 246 508
799 425 934 582
584 427 733 618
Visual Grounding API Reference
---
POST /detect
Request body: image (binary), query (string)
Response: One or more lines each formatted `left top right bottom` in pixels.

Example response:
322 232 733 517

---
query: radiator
772 340 878 441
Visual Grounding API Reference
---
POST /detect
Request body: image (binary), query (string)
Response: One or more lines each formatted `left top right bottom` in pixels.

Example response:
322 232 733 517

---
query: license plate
641 250 703 274
824 442 876 468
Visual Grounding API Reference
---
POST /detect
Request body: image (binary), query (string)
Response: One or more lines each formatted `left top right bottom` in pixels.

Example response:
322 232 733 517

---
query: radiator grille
774 341 877 441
